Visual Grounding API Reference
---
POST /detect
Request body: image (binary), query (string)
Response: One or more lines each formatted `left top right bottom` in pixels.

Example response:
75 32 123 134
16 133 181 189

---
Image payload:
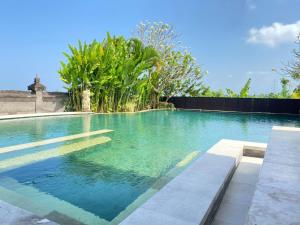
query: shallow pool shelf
0 136 111 170
0 129 113 154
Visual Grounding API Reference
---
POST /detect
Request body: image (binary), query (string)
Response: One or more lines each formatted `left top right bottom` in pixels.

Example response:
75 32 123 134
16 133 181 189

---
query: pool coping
246 126 300 225
1 108 298 121
0 112 93 120
119 139 267 225
175 108 300 116
0 109 174 120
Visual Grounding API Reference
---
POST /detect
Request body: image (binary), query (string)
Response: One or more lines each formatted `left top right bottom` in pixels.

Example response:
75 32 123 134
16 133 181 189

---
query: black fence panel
166 97 300 114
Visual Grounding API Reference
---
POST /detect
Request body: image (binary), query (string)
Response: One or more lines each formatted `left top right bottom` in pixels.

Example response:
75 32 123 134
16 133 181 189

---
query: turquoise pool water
0 110 299 224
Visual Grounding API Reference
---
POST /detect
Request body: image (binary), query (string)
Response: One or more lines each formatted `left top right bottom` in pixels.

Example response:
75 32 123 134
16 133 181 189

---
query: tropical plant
239 78 251 98
59 40 102 111
59 33 160 112
279 77 290 98
226 88 238 97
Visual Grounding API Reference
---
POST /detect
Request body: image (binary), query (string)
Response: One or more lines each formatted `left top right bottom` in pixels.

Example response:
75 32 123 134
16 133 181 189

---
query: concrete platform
246 126 300 225
212 156 263 225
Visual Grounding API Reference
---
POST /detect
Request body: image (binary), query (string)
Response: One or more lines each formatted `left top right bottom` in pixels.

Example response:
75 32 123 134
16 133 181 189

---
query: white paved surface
246 126 300 225
212 156 263 225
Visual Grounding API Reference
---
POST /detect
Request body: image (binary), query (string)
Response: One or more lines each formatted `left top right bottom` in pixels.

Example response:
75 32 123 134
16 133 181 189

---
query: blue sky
0 0 299 94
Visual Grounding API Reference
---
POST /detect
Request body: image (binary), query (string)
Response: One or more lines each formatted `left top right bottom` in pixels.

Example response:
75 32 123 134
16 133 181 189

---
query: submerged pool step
176 151 200 168
0 129 113 154
0 177 109 225
0 136 111 171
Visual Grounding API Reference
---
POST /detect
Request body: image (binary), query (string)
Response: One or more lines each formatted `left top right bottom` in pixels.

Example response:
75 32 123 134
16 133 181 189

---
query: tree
135 21 180 57
59 40 103 111
135 21 203 102
155 51 202 101
279 77 290 98
239 78 251 98
286 34 300 80
226 88 238 97
285 34 300 96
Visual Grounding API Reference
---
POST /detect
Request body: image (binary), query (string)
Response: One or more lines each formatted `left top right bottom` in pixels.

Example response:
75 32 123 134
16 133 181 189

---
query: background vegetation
59 23 300 112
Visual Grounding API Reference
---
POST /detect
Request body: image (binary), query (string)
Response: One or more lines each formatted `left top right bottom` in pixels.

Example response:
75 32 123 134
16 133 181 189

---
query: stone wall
0 90 68 115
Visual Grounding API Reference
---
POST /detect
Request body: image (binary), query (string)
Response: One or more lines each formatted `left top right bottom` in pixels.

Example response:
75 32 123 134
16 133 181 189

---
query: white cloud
246 0 256 10
247 21 300 47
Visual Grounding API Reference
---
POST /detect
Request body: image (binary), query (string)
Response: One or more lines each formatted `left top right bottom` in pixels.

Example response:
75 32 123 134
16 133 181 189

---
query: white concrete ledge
246 126 300 225
0 112 93 120
120 140 265 225
272 125 300 132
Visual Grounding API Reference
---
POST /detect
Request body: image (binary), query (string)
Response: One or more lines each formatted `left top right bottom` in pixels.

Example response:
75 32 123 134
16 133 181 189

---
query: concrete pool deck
246 126 300 225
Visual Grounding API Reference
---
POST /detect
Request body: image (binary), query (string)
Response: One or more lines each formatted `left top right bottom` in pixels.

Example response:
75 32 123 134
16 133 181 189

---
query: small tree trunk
82 89 91 112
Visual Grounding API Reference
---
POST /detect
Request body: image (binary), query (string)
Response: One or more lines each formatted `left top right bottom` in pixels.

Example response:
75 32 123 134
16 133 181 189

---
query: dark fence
165 97 300 114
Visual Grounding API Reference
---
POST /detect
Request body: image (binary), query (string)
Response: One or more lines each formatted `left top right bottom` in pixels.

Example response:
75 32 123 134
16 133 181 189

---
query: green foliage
226 88 238 97
291 86 300 98
284 34 300 98
59 22 298 112
198 79 251 98
279 77 290 98
135 21 203 101
239 78 251 98
59 33 160 112
285 34 300 81
59 22 205 112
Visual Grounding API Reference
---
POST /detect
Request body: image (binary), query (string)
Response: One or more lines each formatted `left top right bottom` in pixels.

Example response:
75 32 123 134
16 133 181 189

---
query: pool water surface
0 110 299 224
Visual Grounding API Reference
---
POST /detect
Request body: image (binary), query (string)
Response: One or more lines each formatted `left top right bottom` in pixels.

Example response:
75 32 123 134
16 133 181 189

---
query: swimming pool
0 110 299 224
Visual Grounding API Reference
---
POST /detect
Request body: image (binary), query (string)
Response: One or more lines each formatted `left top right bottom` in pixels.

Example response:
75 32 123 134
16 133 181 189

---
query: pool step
211 156 263 225
119 139 266 225
0 129 113 154
0 136 111 171
0 177 109 225
176 151 200 168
